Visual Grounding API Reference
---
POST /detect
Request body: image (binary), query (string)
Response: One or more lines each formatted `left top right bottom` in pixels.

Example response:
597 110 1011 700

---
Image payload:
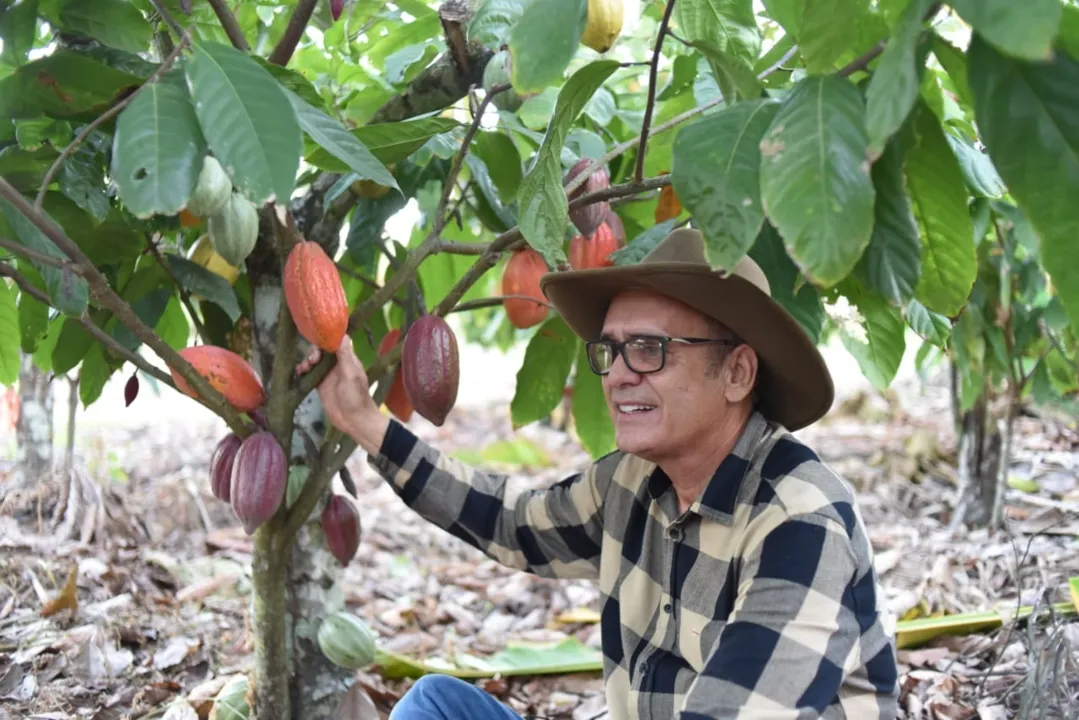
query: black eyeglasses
584 335 741 375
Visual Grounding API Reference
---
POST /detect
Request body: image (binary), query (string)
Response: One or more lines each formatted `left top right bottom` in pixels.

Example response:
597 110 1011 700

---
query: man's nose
605 350 640 384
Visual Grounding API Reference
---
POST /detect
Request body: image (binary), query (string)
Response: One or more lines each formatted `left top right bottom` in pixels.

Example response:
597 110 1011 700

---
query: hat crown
642 228 772 297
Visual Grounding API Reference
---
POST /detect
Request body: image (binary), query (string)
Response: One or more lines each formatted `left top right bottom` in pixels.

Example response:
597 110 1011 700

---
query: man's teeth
618 404 655 413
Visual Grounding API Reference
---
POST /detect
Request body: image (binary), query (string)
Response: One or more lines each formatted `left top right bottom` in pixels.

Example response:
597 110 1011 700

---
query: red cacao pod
171 345 265 413
565 158 610 237
401 314 460 427
209 432 242 502
605 208 626 247
569 222 619 270
330 0 345 21
501 248 549 329
377 329 413 422
284 240 350 352
229 431 287 535
321 494 361 567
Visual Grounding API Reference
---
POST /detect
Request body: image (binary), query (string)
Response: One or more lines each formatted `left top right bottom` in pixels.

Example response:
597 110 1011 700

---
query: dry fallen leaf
333 683 380 720
40 566 78 618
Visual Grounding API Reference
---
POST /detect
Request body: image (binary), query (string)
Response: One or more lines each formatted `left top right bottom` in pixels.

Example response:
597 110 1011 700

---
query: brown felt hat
539 227 834 431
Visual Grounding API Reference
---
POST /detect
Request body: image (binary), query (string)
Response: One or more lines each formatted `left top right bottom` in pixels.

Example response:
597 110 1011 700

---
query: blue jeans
389 674 524 719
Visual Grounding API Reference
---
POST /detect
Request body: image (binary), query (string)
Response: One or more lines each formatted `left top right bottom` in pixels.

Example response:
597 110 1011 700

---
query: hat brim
539 263 834 431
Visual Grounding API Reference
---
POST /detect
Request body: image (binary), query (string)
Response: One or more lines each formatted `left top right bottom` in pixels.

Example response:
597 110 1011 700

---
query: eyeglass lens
587 338 665 374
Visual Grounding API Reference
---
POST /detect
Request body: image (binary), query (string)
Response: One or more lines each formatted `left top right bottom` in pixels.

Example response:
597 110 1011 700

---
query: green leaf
0 280 18 385
507 0 587 94
510 315 579 430
672 0 763 100
838 280 907 390
516 60 619 267
931 33 974 109
671 98 779 270
186 40 302 205
764 0 872 74
571 342 615 459
78 344 113 407
864 0 934 157
18 285 49 353
968 36 1079 336
164 255 241 323
747 223 826 344
946 133 1006 198
284 89 399 192
0 196 89 316
472 130 523 204
0 0 39 67
31 314 62 373
58 143 111 223
42 193 143 266
950 0 1062 62
903 101 976 317
0 48 144 120
759 75 875 287
468 0 532 48
610 220 679 266
111 71 208 219
854 137 922 306
905 298 951 346
58 0 153 54
155 295 190 351
51 317 94 374
308 117 460 170
1060 4 1079 62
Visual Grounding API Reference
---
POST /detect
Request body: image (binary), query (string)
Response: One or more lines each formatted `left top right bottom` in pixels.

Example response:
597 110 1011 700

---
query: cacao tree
1 0 1078 717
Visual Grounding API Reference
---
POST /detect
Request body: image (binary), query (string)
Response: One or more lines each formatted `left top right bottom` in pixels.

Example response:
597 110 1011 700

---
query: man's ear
724 345 758 404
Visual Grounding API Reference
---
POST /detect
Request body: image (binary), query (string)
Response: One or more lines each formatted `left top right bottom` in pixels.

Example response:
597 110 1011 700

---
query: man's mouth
617 403 656 414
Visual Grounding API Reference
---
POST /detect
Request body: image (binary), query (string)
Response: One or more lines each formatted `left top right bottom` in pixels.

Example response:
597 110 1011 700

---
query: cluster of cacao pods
182 155 261 269
209 429 287 535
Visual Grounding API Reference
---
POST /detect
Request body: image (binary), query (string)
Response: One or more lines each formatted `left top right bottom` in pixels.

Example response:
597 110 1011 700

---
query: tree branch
148 0 184 38
0 237 86 275
268 0 318 66
634 0 677 184
837 41 885 77
206 0 249 51
145 234 209 344
449 294 555 314
0 177 250 435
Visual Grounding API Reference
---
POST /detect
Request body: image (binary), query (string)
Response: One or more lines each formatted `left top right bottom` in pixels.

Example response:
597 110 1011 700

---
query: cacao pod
171 345 266 413
209 433 242 502
569 221 619 270
330 0 344 22
606 208 626 247
229 431 287 535
283 241 350 352
186 155 233 218
501 248 549 329
317 611 378 670
482 49 531 112
565 158 610 237
188 234 241 286
208 192 259 268
321 494 361 567
377 329 413 422
401 314 460 427
580 0 623 54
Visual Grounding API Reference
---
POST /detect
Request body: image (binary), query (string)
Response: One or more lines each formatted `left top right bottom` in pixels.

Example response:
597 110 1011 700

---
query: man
296 228 899 719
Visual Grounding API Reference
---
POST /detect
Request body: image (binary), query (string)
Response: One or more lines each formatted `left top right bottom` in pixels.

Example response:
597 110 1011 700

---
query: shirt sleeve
366 418 616 580
679 511 884 719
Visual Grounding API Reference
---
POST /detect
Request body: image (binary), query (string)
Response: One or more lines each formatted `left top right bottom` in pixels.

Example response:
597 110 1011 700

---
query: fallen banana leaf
374 635 603 680
895 600 1076 649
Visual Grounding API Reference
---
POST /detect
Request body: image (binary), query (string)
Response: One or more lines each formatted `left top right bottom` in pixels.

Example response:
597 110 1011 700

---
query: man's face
597 290 732 463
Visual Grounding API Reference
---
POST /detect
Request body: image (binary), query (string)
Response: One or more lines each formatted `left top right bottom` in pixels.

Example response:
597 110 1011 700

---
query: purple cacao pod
209 432 243 502
229 431 287 535
330 0 344 21
321 494 361 567
565 158 610 238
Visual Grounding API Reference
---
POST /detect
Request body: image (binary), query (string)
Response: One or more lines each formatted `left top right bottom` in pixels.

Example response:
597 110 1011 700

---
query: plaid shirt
367 410 899 719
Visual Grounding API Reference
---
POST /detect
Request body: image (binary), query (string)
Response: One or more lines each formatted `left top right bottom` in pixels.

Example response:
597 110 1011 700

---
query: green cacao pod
208 193 259 267
482 50 529 112
187 155 233 217
317 611 378 669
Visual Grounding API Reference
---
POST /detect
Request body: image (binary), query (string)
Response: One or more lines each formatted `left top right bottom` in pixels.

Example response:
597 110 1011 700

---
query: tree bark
14 355 54 489
949 371 1003 530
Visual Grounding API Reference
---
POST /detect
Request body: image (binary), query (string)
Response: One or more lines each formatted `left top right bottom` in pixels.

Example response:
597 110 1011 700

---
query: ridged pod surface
208 192 258 267
283 241 349 352
569 221 619 270
401 315 460 427
321 494 361 567
318 611 378 669
229 431 287 535
501 248 549 329
378 329 413 422
171 345 265 412
209 433 242 502
565 159 610 237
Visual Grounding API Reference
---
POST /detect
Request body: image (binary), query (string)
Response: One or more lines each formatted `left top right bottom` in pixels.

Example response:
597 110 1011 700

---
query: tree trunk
949 370 1003 530
14 355 54 489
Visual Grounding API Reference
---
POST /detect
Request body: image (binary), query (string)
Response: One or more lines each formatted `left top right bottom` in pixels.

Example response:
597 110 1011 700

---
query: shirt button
663 603 672 613
668 528 682 541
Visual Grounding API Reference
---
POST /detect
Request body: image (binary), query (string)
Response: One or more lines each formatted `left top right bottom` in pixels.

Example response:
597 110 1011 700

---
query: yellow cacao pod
581 0 623 54
186 155 233 217
188 234 240 286
317 611 378 669
208 193 259 268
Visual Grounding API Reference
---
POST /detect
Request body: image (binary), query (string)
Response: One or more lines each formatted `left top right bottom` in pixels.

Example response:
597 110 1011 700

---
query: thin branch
758 44 800 79
268 0 318 66
147 0 184 37
568 175 672 211
436 83 508 232
0 237 86 275
35 30 191 209
436 240 490 255
206 0 249 50
145 234 209 343
837 40 885 77
0 263 176 389
635 0 677 184
449 294 554 314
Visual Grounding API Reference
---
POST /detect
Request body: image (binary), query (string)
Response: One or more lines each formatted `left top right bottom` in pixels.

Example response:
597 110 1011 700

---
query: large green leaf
0 0 39 67
931 34 974 109
77 344 114 407
673 0 763 100
42 193 144 266
0 48 145 119
186 41 302 206
905 298 951 347
58 0 153 54
671 98 779 270
18 279 49 353
507 0 587 94
759 74 875 288
111 71 208 219
969 36 1079 336
747 223 825 343
946 133 1006 198
285 89 399 192
0 196 88 316
571 342 615 459
950 0 1062 62
864 0 934 157
854 137 922 306
58 142 112 224
838 280 907 390
165 255 241 323
516 60 619 268
510 316 578 430
763 0 871 74
0 280 18 386
307 117 460 171
903 101 977 317
469 0 532 48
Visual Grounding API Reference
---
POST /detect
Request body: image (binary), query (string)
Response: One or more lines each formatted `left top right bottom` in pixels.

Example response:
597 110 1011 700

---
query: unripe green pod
208 193 259 268
317 611 378 669
187 156 233 217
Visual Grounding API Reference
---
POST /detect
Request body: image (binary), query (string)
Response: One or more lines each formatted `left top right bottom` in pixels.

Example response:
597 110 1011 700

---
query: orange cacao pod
209 432 242 502
501 248 549 329
378 329 413 422
171 345 265 413
229 431 287 535
321 494 361 567
284 241 350 352
605 208 626 247
565 158 610 237
569 222 619 270
401 314 460 427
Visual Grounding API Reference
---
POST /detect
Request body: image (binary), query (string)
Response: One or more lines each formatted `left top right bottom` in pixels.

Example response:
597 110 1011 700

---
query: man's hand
295 335 379 440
